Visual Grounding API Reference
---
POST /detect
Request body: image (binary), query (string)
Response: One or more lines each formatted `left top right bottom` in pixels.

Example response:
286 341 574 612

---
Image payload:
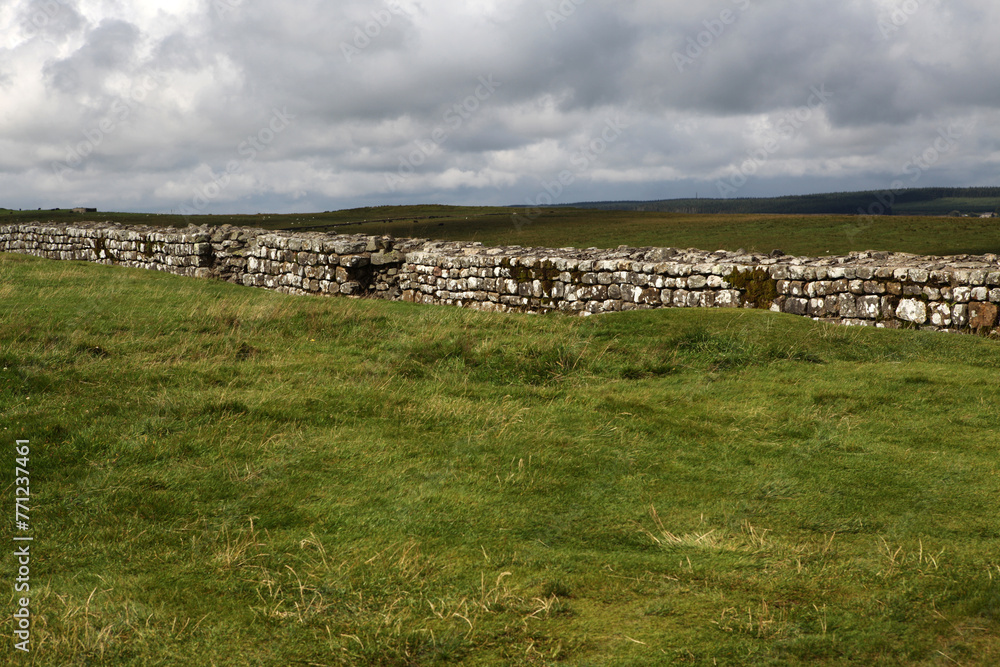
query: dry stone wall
3 221 1000 335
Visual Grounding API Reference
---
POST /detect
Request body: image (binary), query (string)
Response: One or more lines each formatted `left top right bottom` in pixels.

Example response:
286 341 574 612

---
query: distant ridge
553 187 1000 217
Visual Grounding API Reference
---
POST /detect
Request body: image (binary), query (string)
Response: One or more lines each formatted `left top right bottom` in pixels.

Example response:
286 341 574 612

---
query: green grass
348 209 1000 257
3 252 1000 664
7 205 1000 257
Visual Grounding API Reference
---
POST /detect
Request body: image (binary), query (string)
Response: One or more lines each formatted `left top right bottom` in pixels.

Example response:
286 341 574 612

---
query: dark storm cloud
43 19 142 94
1 0 997 212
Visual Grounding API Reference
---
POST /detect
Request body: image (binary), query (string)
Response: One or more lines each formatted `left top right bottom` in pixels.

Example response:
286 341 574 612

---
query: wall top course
4 220 1000 279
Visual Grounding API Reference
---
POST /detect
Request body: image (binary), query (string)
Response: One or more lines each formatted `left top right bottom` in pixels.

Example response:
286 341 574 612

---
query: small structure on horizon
72 207 97 214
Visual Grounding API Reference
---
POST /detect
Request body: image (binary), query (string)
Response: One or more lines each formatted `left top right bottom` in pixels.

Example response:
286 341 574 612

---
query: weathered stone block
952 287 972 303
808 298 827 317
783 298 809 315
896 299 927 324
637 287 660 305
858 296 880 319
969 302 998 329
687 274 708 290
716 290 741 308
863 281 886 295
838 294 859 318
929 303 951 328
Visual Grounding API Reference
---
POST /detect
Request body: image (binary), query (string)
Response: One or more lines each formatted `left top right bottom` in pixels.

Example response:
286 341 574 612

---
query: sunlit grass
2 252 1000 664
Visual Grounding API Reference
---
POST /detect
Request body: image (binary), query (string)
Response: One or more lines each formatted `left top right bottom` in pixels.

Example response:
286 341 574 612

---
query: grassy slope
6 206 1000 256
2 253 1000 665
366 209 1000 257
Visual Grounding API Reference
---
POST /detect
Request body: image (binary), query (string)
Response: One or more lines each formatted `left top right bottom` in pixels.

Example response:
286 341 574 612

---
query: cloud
0 0 997 213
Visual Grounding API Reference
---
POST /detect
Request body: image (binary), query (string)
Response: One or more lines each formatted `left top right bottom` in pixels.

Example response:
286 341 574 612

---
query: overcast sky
1 0 998 214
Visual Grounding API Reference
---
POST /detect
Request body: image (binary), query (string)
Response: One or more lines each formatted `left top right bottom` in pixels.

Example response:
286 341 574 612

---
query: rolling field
2 244 1000 664
5 206 1000 257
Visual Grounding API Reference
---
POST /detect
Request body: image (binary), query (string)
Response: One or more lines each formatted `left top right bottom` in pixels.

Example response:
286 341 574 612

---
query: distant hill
557 187 1000 217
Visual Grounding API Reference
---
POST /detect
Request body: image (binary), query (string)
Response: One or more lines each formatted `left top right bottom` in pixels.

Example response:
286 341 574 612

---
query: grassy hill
561 187 1000 217
2 250 1000 664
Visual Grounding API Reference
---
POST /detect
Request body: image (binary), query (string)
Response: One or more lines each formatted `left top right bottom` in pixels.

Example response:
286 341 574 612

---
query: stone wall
0 222 215 277
3 221 1000 334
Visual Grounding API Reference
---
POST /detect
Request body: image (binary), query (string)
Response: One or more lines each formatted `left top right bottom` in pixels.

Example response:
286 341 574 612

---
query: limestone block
896 299 927 324
838 294 858 318
952 287 972 304
715 290 741 308
929 303 952 327
857 296 880 320
783 298 809 315
687 274 708 290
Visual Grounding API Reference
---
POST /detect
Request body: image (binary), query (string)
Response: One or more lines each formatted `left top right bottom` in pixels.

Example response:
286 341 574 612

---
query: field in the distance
6 206 1000 257
2 248 1000 665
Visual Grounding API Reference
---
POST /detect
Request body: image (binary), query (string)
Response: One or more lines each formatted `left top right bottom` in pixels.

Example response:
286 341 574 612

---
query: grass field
3 249 1000 665
5 206 1000 257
